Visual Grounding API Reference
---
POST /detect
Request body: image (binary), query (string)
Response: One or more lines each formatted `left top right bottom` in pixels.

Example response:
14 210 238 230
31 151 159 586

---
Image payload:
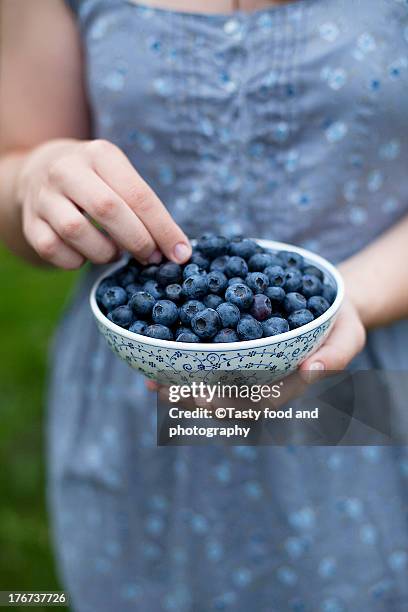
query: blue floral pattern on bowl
97 319 332 384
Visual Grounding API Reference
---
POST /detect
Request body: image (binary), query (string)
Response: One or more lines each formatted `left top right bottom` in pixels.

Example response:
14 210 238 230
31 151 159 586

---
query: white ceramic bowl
90 239 344 384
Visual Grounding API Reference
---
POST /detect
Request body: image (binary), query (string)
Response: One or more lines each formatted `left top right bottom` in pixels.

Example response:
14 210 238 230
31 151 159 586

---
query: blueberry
322 283 337 304
283 292 307 314
101 286 128 312
213 329 240 343
175 325 191 336
152 300 179 326
140 265 160 281
225 283 254 311
265 286 286 306
216 302 241 328
183 263 205 279
129 320 147 335
176 331 200 343
272 311 286 319
157 262 182 287
144 324 173 340
107 305 134 328
143 280 164 299
301 274 323 299
263 250 282 266
225 256 249 278
288 309 314 329
207 271 228 295
210 255 230 273
278 251 304 269
248 252 277 271
126 257 141 274
228 277 244 286
228 238 258 260
191 308 222 339
125 282 143 299
165 283 183 302
96 278 117 305
197 233 228 258
262 317 289 336
245 272 269 294
250 294 272 321
237 316 263 340
264 265 285 287
307 296 331 317
204 294 224 309
284 268 302 292
190 250 210 270
183 263 202 280
179 300 206 325
182 274 208 299
302 264 324 281
115 267 137 287
129 291 156 316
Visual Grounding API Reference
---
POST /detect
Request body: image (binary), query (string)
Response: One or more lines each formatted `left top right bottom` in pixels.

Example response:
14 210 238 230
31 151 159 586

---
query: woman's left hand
299 294 366 381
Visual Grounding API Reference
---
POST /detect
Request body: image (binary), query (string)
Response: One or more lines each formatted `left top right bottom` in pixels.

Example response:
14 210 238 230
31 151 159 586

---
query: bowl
90 239 344 384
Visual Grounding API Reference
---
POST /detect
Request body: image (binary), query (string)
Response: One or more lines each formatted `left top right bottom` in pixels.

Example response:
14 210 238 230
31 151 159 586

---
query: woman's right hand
16 138 192 269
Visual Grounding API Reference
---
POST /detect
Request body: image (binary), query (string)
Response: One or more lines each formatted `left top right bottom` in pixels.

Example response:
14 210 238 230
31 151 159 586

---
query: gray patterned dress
50 1 408 610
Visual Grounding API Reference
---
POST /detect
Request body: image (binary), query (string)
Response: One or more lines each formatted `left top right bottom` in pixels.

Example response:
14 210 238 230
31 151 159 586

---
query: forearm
340 214 408 329
1 0 90 265
0 151 40 263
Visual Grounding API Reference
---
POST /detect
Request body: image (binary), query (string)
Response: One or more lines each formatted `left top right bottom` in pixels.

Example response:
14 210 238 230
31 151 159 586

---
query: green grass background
0 245 79 605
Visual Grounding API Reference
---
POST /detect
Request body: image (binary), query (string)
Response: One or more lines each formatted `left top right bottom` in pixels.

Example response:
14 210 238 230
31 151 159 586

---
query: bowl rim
90 239 344 352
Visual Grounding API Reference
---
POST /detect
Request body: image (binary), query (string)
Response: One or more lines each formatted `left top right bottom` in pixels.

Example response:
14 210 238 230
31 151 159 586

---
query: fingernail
173 242 191 263
147 249 162 264
306 361 325 383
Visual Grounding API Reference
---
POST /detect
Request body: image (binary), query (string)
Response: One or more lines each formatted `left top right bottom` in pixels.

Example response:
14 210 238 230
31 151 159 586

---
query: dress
49 1 408 610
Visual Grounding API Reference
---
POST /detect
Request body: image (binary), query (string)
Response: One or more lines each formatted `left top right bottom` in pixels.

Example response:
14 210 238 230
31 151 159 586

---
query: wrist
338 259 376 329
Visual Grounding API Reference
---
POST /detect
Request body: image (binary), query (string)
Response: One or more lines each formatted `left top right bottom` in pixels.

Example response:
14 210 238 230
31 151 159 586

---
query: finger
40 191 119 264
50 163 159 263
300 302 365 378
27 217 84 270
145 380 159 392
92 144 192 263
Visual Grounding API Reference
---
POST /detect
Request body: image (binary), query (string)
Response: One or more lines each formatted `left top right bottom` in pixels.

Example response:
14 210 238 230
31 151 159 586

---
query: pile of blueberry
96 234 336 343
